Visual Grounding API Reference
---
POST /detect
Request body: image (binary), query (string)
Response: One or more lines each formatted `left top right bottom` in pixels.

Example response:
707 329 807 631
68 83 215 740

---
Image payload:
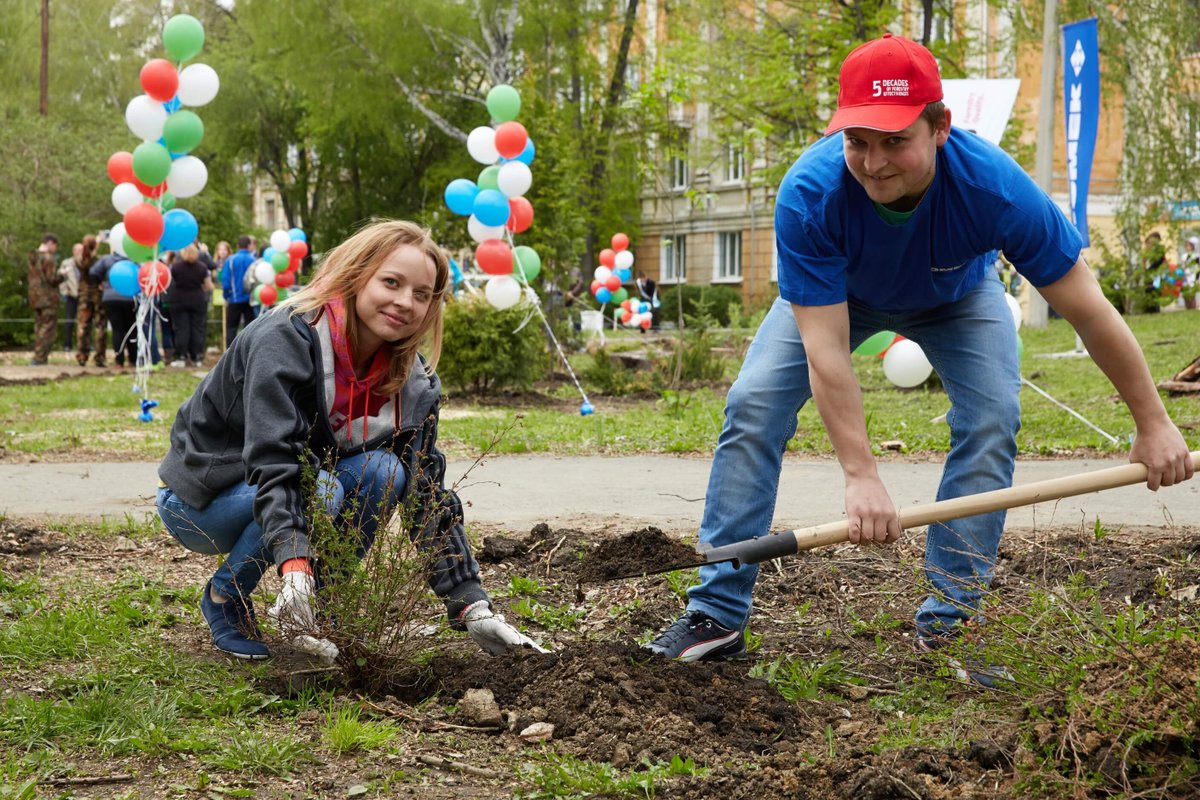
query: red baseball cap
825 34 943 136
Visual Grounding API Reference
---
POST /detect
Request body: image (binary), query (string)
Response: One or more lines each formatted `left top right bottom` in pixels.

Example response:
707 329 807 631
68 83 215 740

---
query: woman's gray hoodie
158 306 486 621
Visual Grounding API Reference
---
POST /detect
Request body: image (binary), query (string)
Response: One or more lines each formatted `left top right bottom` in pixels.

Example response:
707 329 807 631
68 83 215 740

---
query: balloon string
1020 375 1119 444
502 229 592 408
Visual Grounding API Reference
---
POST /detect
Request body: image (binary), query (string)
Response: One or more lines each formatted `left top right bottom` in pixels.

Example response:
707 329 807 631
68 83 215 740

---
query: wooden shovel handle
791 451 1200 552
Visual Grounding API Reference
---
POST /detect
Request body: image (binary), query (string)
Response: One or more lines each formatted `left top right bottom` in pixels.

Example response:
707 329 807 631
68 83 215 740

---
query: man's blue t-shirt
222 249 256 304
775 128 1083 312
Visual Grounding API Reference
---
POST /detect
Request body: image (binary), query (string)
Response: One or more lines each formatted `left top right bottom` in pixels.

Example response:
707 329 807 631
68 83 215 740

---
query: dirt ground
3 517 1200 799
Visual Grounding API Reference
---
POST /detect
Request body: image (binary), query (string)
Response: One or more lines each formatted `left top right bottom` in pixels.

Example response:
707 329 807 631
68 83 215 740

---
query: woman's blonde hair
179 244 200 263
276 219 450 394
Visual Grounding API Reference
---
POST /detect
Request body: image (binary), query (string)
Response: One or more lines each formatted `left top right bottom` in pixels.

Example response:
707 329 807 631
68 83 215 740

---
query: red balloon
258 285 279 307
288 257 302 272
640 317 651 330
132 177 165 198
124 203 164 246
612 233 630 252
288 240 309 259
598 248 616 268
590 279 602 296
140 59 179 102
621 309 633 323
604 274 621 292
107 151 134 184
493 121 528 159
475 239 513 275
274 270 296 289
138 261 171 296
506 197 534 233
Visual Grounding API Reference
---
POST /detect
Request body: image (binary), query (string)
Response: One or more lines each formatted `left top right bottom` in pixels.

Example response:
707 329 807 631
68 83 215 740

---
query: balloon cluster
104 14 218 299
251 228 308 307
443 85 539 310
590 232 634 308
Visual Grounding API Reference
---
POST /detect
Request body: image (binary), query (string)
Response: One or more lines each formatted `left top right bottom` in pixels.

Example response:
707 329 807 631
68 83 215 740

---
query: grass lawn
0 311 1195 462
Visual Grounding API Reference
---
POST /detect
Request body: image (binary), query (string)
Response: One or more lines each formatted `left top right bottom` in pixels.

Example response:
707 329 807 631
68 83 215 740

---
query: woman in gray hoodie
157 220 544 660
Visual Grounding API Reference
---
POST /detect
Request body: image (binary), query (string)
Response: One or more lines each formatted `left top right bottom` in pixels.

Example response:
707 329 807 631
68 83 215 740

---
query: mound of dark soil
576 526 700 582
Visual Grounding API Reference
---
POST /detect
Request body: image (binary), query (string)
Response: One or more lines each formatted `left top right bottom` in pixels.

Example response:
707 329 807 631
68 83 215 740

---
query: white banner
941 79 1021 145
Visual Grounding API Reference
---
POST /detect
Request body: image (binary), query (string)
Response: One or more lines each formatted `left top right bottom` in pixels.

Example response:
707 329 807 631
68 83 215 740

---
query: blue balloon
288 227 306 242
161 97 181 113
159 209 198 251
444 179 480 216
615 268 632 283
262 247 277 263
450 257 464 285
515 138 535 165
639 302 651 313
472 189 510 227
110 260 141 297
595 287 613 304
579 401 594 416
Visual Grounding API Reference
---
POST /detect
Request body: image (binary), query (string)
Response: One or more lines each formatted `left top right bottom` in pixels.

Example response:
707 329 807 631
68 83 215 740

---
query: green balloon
132 141 172 186
1016 335 1025 358
478 165 501 191
271 251 290 272
122 234 154 262
163 14 205 62
854 330 897 356
159 192 176 211
611 287 629 305
162 110 204 154
513 245 541 281
486 84 521 122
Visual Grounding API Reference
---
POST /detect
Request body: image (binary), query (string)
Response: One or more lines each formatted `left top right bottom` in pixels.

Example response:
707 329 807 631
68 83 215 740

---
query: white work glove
269 571 339 663
461 600 550 656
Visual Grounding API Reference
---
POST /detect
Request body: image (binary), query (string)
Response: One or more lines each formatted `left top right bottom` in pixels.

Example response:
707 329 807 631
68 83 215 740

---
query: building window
265 197 277 230
662 235 687 283
669 153 689 190
724 143 745 182
715 232 742 281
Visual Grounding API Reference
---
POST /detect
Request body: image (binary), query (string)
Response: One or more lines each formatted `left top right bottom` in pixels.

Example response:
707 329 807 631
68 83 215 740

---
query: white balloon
614 250 635 270
496 161 532 198
627 312 643 328
111 183 143 215
882 339 933 388
125 94 168 141
270 230 291 252
485 274 521 309
254 260 278 286
109 222 128 256
177 63 220 106
467 126 500 165
594 266 613 282
467 214 506 244
1004 292 1022 331
167 156 208 198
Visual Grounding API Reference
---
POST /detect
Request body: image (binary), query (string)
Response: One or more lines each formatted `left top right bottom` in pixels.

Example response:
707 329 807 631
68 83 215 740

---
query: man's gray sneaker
643 610 746 662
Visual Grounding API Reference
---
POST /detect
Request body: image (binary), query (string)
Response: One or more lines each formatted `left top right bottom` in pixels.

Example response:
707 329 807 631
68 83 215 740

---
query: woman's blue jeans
689 276 1020 639
157 449 407 602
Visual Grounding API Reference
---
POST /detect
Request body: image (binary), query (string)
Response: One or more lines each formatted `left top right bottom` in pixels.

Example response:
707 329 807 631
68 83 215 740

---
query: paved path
1 455 1195 533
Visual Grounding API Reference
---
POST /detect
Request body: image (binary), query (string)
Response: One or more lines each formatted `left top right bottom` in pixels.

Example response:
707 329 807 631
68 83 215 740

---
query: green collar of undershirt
873 201 917 225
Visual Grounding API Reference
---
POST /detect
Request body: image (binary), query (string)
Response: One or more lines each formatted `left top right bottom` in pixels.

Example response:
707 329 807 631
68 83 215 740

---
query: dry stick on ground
416 754 498 779
358 696 500 732
43 775 133 787
543 535 567 576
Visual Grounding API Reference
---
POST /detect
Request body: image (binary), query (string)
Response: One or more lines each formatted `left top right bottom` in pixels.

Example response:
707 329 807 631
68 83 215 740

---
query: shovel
630 452 1199 577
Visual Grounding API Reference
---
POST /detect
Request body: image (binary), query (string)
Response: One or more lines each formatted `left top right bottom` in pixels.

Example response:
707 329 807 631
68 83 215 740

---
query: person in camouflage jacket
28 234 63 365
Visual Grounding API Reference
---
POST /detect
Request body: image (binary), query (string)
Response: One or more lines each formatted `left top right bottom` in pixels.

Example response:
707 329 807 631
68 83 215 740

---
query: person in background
58 242 83 351
92 251 138 369
222 235 257 346
169 244 212 368
75 235 107 367
157 220 546 661
28 233 62 366
635 270 660 329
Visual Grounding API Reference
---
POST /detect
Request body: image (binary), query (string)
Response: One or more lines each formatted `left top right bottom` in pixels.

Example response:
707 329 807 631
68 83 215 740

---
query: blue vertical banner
1061 18 1100 247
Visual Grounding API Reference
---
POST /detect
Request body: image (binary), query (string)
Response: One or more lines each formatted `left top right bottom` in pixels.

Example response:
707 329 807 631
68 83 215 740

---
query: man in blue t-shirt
645 34 1192 684
222 235 257 347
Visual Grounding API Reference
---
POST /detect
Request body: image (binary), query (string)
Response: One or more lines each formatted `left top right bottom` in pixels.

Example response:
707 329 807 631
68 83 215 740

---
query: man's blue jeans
688 276 1020 639
157 449 407 602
